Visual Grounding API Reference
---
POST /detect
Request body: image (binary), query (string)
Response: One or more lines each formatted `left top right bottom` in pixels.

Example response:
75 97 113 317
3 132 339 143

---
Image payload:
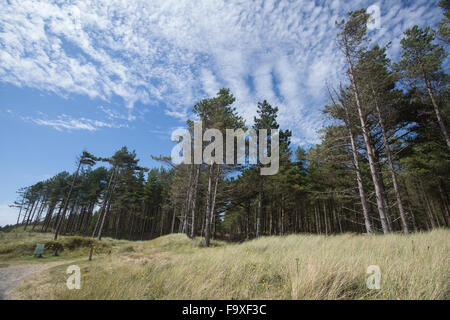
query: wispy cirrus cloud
0 0 443 145
24 113 127 132
98 105 130 121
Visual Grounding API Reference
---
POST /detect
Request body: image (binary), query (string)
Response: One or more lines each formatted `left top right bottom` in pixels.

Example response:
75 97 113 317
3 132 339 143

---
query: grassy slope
1 229 448 300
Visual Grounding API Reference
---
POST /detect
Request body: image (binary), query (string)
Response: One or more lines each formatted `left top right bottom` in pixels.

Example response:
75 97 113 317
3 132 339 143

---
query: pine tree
396 25 450 150
337 10 392 233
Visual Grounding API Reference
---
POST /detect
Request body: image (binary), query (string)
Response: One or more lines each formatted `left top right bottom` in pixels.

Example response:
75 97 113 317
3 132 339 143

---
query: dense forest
9 6 449 246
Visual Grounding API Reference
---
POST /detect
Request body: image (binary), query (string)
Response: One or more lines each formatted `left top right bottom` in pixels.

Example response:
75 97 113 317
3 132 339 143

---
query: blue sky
0 0 443 226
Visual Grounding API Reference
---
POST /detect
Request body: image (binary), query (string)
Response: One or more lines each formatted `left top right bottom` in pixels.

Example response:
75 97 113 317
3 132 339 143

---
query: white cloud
23 113 127 131
98 105 129 121
0 0 442 145
200 69 220 97
0 203 19 227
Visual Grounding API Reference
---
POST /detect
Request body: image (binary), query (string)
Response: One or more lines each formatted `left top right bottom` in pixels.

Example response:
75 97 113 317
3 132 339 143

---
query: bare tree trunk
171 203 176 234
269 202 273 236
52 205 63 230
370 137 393 232
428 198 442 227
140 216 147 240
373 91 409 234
32 199 46 230
334 90 374 234
402 183 418 232
92 166 116 238
204 162 214 247
209 164 220 241
83 202 95 234
160 208 164 237
182 165 194 234
24 200 39 230
97 167 118 240
256 176 263 237
323 200 328 236
418 180 437 228
281 196 285 236
246 203 251 239
64 202 77 235
129 211 135 239
344 42 390 234
22 201 33 226
350 132 374 234
408 201 418 232
21 202 31 225
190 165 201 238
115 210 121 239
54 161 82 240
438 179 450 227
314 203 320 234
150 210 157 238
425 76 450 149
16 194 26 225
42 203 56 232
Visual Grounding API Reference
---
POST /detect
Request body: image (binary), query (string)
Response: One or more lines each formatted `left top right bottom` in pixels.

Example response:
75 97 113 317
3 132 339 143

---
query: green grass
0 230 121 263
5 229 450 300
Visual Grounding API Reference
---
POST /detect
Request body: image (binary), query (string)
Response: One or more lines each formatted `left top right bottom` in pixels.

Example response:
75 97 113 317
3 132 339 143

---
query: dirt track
0 261 74 300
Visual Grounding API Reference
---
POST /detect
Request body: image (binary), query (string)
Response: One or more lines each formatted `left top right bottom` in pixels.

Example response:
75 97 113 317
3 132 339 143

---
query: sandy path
0 261 75 300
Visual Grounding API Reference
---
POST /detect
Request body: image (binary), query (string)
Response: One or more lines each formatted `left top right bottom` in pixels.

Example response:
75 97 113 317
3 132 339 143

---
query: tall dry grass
12 229 450 300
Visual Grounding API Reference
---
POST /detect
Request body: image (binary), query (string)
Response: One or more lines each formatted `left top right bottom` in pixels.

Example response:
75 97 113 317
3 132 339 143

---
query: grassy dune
2 229 449 300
